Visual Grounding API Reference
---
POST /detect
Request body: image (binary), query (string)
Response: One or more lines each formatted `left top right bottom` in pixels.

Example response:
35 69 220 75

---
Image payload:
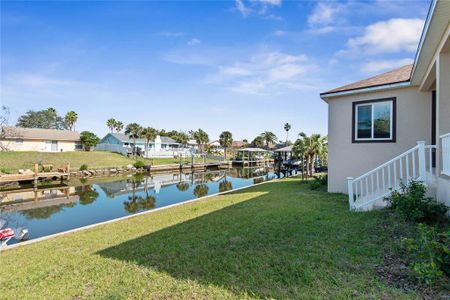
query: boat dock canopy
274 145 293 152
237 148 267 152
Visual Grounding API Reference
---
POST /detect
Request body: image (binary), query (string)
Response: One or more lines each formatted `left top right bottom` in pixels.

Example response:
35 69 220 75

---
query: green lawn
0 151 219 173
0 178 420 299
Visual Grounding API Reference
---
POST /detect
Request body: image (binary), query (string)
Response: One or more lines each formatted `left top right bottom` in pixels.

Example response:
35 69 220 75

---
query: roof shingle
2 127 80 141
321 64 413 95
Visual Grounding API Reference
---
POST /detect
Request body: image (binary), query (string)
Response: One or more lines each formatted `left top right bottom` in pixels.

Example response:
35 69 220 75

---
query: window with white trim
353 98 395 142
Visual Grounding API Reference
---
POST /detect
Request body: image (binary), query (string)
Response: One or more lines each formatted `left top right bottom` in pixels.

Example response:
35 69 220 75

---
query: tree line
15 107 79 131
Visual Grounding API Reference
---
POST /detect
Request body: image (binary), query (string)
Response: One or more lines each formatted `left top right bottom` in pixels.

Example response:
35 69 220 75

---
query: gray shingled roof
1 127 80 141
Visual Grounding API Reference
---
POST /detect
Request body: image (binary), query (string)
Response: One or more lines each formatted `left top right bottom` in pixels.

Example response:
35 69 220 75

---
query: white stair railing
441 133 450 176
347 141 436 211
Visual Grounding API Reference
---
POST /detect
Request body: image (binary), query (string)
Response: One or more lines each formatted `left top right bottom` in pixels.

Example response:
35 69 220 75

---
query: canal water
0 167 295 245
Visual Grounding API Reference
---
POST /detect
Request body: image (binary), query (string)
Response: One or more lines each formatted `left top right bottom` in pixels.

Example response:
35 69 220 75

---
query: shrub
387 180 448 224
79 164 88 171
310 174 327 191
133 160 145 169
402 224 450 286
0 167 11 174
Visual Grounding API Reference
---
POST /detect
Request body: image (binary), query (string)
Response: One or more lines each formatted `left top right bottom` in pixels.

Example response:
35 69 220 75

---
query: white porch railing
347 141 436 211
441 133 450 176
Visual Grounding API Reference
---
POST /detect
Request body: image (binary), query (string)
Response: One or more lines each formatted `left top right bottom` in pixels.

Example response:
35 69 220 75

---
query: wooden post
417 141 426 181
66 162 70 180
347 177 354 210
33 163 38 188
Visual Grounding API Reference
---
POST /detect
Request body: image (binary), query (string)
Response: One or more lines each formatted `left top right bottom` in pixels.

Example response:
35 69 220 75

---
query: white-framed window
15 138 23 144
352 98 396 143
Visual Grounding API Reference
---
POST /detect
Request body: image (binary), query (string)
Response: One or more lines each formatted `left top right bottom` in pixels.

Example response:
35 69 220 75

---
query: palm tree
125 123 143 158
107 118 116 133
260 131 277 147
141 127 157 158
219 131 233 160
115 121 124 133
293 133 327 176
64 111 78 131
174 132 189 147
193 129 209 154
284 123 291 145
251 136 264 148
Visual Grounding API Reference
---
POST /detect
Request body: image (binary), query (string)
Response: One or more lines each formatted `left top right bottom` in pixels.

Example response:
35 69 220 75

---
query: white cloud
361 58 414 74
187 38 201 46
257 0 282 5
348 18 424 54
8 73 82 88
308 2 341 26
206 51 315 95
219 66 253 76
235 0 251 17
273 30 286 36
234 0 282 18
159 31 184 37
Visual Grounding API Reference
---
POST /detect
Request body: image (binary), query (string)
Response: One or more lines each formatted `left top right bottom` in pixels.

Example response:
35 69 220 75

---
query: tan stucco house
0 127 81 152
321 0 449 210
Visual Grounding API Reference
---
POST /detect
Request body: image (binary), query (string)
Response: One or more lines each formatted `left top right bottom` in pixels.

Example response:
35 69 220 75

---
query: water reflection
0 167 294 243
193 184 209 198
76 186 99 205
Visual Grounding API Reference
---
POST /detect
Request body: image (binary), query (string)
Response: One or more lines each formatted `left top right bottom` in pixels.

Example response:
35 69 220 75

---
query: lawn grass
0 151 219 173
0 177 419 299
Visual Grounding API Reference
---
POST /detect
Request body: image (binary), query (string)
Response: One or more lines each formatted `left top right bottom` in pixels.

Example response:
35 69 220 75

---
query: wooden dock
0 163 70 187
147 161 232 173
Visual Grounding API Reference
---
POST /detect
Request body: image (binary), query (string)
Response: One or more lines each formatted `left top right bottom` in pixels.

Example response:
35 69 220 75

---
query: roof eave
411 0 438 84
320 80 411 101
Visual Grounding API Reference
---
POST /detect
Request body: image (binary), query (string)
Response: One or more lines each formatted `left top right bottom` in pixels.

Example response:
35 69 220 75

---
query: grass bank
0 151 218 173
0 177 421 299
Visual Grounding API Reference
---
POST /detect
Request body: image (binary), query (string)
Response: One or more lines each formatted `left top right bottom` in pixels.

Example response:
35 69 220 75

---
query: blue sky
1 0 429 141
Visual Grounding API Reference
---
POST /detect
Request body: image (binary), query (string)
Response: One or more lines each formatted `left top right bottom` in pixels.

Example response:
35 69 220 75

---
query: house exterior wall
1 139 77 152
327 86 432 193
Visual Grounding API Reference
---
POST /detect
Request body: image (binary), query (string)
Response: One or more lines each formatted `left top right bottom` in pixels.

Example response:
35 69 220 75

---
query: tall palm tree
107 118 116 133
115 121 124 133
125 123 143 158
219 131 233 160
260 131 277 147
293 133 327 176
141 127 157 158
193 129 209 154
284 123 291 145
64 111 78 131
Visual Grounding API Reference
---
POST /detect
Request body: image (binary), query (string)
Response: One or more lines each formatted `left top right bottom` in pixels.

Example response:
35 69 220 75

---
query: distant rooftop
107 133 177 144
321 64 413 96
1 127 80 141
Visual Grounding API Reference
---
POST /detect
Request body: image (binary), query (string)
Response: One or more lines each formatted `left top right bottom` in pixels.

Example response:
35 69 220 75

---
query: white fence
441 133 450 176
347 141 436 211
